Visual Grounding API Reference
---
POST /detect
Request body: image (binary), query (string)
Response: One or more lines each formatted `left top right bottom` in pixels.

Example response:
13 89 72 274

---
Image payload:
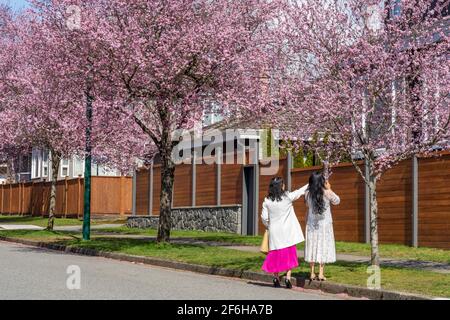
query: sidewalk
54 224 124 232
0 224 44 231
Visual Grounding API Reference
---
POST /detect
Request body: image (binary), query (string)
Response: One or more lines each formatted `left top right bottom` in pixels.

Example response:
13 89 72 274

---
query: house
0 163 7 184
27 148 122 182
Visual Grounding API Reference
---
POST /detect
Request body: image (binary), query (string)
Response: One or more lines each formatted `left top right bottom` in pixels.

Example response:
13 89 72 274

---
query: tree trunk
6 159 15 183
157 146 175 243
367 159 380 267
47 151 61 231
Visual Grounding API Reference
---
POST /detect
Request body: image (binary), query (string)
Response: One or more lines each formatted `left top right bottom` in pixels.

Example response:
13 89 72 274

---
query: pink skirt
262 245 299 273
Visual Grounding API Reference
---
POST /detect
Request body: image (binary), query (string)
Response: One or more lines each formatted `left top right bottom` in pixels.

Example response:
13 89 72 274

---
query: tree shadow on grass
0 216 43 224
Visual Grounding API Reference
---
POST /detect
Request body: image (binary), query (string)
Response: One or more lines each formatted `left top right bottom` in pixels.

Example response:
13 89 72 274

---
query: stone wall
127 205 242 234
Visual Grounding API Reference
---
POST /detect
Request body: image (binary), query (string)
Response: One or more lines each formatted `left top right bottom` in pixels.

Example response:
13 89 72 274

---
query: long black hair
307 172 326 215
267 177 286 202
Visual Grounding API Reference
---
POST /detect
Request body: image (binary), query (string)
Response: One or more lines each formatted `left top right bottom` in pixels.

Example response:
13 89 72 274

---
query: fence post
412 155 419 248
0 184 3 214
216 147 222 206
286 151 293 192
148 162 154 216
255 140 260 236
30 182 34 216
132 170 137 216
20 183 24 216
18 183 22 216
41 182 45 218
64 177 68 218
9 183 12 215
77 176 82 219
22 183 26 216
119 176 125 216
364 160 371 244
192 151 197 207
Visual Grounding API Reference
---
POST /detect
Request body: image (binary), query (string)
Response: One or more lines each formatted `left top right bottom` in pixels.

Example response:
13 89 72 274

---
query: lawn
0 229 449 298
96 226 450 264
2 219 449 264
0 215 126 228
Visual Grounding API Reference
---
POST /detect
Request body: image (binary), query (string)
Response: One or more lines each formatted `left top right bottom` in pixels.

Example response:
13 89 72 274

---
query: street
0 241 346 300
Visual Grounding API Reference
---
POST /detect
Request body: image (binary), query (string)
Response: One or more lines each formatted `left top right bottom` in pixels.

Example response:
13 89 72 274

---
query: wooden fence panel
173 164 192 207
10 184 21 214
152 166 162 215
291 164 367 243
135 169 150 216
0 177 129 218
329 165 365 243
0 185 3 214
196 161 217 207
220 164 242 205
30 182 42 216
66 178 82 217
418 154 450 248
22 183 33 215
91 177 132 215
3 184 12 215
121 177 133 215
55 180 66 217
41 183 51 217
377 160 412 245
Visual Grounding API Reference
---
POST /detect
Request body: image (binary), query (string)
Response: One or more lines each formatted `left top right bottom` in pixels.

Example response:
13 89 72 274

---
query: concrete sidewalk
0 225 45 231
54 224 124 232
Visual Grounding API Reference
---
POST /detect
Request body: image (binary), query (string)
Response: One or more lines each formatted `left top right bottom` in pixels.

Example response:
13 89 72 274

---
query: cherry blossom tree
272 0 449 266
92 0 278 242
0 5 30 183
0 1 149 229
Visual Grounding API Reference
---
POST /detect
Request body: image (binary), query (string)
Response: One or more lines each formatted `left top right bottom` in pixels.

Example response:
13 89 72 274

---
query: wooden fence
0 176 132 218
135 152 450 249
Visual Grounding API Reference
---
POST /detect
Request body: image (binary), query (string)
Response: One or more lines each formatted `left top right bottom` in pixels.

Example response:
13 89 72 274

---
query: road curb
0 236 433 300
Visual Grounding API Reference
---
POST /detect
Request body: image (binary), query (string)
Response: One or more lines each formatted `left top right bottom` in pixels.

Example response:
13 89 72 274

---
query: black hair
307 171 326 215
267 177 286 202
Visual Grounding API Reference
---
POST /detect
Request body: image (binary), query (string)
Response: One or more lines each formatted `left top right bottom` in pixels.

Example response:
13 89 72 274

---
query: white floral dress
304 190 340 264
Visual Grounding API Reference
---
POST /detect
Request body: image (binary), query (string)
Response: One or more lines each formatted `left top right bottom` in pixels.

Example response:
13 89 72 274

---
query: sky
0 0 29 11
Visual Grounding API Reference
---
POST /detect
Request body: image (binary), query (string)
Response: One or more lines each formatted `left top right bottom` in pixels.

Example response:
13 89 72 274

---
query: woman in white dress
261 177 308 289
304 172 340 281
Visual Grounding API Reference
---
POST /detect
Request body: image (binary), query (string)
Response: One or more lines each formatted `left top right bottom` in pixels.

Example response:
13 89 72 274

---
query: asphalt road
0 241 347 300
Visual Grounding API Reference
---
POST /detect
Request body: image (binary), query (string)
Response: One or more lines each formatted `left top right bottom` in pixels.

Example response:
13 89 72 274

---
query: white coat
261 184 308 251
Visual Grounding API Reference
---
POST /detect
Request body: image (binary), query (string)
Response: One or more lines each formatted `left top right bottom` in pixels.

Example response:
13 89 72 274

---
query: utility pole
82 91 93 241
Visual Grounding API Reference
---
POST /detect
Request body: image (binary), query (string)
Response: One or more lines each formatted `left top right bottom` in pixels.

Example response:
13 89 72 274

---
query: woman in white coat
261 177 308 289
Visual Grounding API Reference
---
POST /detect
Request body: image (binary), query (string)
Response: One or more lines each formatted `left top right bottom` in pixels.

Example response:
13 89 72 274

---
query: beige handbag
260 230 269 255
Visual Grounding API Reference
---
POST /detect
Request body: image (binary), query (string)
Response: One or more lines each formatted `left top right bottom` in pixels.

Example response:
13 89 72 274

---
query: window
42 151 49 177
61 159 70 177
72 156 84 177
390 0 402 18
31 149 41 179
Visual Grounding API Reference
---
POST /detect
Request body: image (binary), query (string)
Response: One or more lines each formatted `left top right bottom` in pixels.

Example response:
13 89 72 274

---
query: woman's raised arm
287 184 309 202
